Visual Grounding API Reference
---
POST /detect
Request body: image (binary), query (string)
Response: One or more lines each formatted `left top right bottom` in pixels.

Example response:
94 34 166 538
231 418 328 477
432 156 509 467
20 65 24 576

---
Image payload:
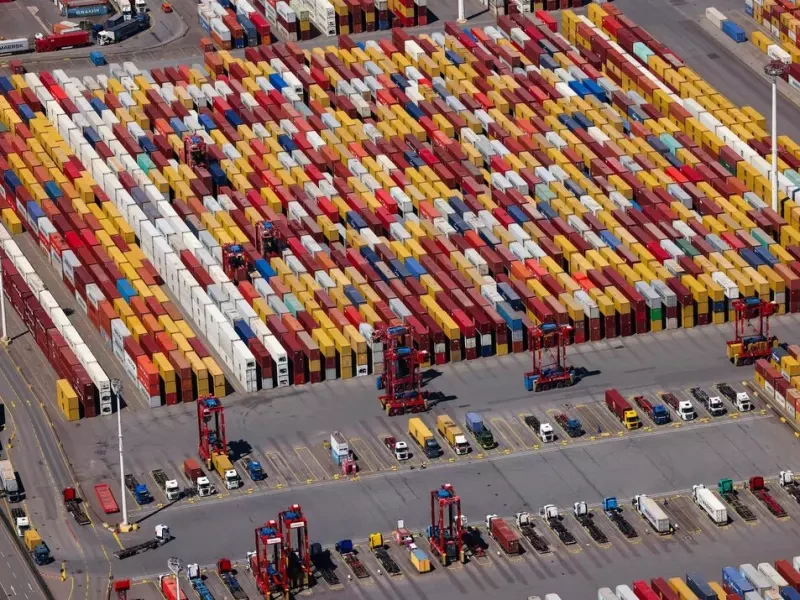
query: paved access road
0 514 44 600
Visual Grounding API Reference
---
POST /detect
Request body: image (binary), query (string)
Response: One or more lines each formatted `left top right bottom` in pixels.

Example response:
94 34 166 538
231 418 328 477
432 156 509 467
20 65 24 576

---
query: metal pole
765 60 788 214
113 380 127 529
772 76 779 213
457 0 464 22
0 260 8 346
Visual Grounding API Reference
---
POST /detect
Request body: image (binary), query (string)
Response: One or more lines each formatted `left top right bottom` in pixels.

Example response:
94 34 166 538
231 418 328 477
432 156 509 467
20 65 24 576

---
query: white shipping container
705 6 726 28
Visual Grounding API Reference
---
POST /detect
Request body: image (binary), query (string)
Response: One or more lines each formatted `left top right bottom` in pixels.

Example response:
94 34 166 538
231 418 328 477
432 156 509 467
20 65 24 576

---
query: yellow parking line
349 437 383 472
489 418 515 453
265 451 295 486
492 416 527 450
515 413 541 449
293 447 320 483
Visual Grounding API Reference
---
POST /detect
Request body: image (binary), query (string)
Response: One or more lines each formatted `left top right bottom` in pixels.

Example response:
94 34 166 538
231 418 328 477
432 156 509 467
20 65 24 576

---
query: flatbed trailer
540 506 577 545
218 571 247 599
749 476 787 518
62 488 90 526
602 500 638 539
573 503 608 544
114 538 164 560
335 541 369 579
374 548 401 575
310 544 342 588
516 518 550 554
718 479 757 522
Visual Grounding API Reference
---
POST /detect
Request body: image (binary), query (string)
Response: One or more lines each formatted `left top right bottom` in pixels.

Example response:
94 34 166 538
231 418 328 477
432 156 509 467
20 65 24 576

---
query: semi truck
34 30 91 52
211 453 240 490
383 437 410 461
485 515 521 555
24 529 51 565
524 414 555 442
573 502 608 544
749 476 787 518
539 504 576 545
605 389 641 429
244 459 265 481
183 458 213 497
779 470 800 503
661 392 696 421
0 460 19 502
152 469 181 501
436 415 470 455
632 495 670 534
690 387 725 416
602 497 637 539
12 508 29 537
718 478 757 521
634 395 670 425
465 412 495 449
125 474 153 505
98 14 149 45
717 383 754 412
408 417 441 459
554 413 583 437
514 512 549 554
692 484 728 525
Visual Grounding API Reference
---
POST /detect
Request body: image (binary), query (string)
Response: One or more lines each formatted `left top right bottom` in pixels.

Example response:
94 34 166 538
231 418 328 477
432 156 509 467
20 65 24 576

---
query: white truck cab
707 396 725 416
120 0 132 18
134 0 148 12
735 392 754 412
224 469 241 490
538 422 555 443
164 479 181 501
196 476 213 497
393 441 409 461
14 516 29 537
677 400 696 421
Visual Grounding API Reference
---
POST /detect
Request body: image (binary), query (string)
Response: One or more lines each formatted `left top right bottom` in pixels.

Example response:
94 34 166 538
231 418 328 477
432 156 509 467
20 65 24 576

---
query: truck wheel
556 381 565 388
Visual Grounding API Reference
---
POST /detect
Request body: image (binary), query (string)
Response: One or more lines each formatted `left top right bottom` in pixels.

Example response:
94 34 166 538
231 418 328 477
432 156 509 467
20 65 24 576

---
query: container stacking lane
298 433 338 480
490 414 531 452
261 444 304 487
505 412 541 449
291 445 324 484
662 494 704 536
573 404 612 439
589 398 628 436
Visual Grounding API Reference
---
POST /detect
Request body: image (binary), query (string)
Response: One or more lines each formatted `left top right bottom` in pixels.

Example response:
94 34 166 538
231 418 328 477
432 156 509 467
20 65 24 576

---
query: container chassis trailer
309 543 342 588
514 512 550 554
718 478 757 522
602 497 638 539
573 502 609 544
749 476 787 518
539 505 577 546
62 487 90 526
335 540 370 579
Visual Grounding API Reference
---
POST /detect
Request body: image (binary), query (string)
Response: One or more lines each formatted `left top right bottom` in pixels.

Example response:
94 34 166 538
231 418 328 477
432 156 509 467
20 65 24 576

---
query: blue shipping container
116 279 137 303
722 567 754 597
234 319 255 342
722 20 747 42
253 258 276 280
63 3 110 17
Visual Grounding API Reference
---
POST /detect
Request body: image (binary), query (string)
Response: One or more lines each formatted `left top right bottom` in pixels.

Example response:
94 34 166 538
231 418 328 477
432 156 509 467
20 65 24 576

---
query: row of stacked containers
7 3 800 416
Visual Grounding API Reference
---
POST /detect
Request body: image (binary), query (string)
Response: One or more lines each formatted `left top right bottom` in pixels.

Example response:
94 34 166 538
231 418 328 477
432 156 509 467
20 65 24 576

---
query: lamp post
765 60 788 213
0 257 8 347
112 378 129 532
457 0 465 23
168 557 183 600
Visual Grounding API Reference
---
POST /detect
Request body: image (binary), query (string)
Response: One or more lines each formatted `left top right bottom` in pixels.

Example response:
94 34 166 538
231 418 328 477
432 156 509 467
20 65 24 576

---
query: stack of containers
375 0 389 30
0 218 104 417
747 0 800 62
313 0 336 36
57 379 80 421
12 5 800 401
0 70 231 409
291 0 312 39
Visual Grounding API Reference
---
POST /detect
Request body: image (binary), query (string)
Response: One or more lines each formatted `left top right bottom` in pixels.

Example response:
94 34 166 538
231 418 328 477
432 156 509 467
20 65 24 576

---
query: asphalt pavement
0 514 44 600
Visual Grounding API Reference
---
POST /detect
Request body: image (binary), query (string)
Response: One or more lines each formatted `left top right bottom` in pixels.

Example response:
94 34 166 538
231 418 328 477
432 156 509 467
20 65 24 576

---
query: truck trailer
692 484 728 525
408 417 441 458
485 515 521 555
465 412 495 449
34 30 91 52
632 495 670 534
98 13 149 44
436 415 469 455
605 389 641 429
0 459 19 502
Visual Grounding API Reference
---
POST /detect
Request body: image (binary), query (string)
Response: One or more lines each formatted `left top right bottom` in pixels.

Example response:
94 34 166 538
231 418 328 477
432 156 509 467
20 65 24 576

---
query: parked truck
605 389 641 429
383 437 410 461
661 392 696 421
62 487 90 525
634 395 670 425
152 469 181 501
336 539 369 579
24 529 51 565
97 14 149 45
211 453 241 490
114 524 172 560
368 533 401 575
12 508 29 537
692 484 728 525
436 415 470 455
539 504 576 545
0 459 20 502
524 414 555 442
244 459 265 481
716 383 754 412
573 502 608 544
125 474 153 505
749 476 787 518
34 30 91 52
309 542 342 586
408 417 441 459
485 515 521 555
718 478 757 522
690 387 725 416
187 564 213 600
217 557 248 599
554 413 583 437
465 412 495 449
632 495 670 534
601 497 637 539
183 458 213 497
779 470 800 504
514 512 549 554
